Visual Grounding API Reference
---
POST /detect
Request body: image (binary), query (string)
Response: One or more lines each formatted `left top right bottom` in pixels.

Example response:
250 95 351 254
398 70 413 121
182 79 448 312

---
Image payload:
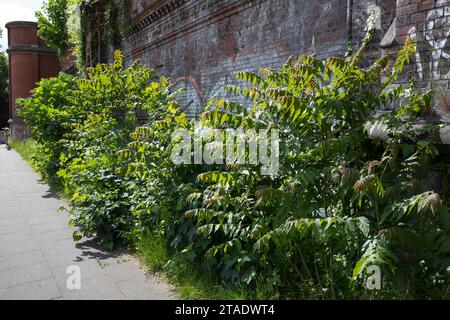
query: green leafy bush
60 52 179 249
19 44 450 299
18 73 78 186
36 0 70 57
117 41 450 298
20 51 179 249
178 42 449 298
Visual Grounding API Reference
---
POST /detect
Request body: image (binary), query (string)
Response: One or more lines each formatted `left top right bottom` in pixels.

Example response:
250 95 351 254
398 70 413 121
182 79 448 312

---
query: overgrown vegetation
36 0 70 57
18 42 450 298
10 139 38 166
0 51 8 105
36 0 130 69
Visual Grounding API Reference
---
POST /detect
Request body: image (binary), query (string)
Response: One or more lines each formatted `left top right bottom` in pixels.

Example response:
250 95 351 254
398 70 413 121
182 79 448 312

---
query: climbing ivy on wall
36 0 130 69
104 0 130 50
78 0 130 68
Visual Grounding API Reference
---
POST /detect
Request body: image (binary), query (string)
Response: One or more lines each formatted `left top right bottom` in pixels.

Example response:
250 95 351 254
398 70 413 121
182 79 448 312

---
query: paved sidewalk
0 145 173 300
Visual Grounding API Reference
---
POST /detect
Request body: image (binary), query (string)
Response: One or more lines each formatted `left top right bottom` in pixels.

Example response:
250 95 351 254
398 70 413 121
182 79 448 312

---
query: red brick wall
82 0 450 123
391 0 450 121
6 22 61 140
121 0 351 117
8 52 39 119
7 26 40 46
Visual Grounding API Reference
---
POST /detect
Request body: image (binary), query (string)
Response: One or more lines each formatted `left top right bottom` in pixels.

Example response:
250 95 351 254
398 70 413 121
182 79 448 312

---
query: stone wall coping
6 45 58 55
5 21 38 29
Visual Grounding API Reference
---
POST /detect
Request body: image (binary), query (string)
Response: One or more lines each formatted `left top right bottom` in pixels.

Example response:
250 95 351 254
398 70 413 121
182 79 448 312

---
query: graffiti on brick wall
408 8 450 82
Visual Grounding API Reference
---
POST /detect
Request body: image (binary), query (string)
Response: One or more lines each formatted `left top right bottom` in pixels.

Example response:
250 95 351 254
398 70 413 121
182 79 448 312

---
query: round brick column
6 21 60 140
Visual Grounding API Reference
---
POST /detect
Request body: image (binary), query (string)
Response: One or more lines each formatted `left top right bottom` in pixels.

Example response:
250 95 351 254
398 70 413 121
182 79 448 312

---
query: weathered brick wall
82 0 450 126
394 0 450 122
352 0 450 123
121 0 351 117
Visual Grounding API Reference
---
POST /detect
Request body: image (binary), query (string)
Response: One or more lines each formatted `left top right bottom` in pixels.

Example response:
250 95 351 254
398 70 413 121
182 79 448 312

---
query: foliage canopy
36 0 70 57
0 52 8 104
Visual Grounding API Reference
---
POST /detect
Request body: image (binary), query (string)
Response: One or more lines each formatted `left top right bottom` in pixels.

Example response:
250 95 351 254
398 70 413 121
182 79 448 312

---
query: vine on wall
37 0 130 71
104 0 130 51
79 0 130 68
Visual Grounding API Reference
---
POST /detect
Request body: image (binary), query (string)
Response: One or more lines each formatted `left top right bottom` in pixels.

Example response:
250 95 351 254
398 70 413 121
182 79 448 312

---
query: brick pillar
6 21 61 140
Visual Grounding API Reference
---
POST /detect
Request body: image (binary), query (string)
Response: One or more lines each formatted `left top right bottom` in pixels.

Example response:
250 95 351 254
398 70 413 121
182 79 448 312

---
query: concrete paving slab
102 258 149 283
33 228 77 243
56 275 125 300
0 216 27 227
0 223 32 235
0 145 174 299
0 263 53 289
117 278 173 300
51 260 109 283
0 230 34 244
0 240 37 257
31 222 71 234
0 251 46 272
0 278 61 300
27 214 68 226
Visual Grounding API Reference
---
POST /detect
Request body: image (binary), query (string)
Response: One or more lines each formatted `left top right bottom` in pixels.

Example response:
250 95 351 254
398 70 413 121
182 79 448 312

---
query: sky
0 0 45 51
